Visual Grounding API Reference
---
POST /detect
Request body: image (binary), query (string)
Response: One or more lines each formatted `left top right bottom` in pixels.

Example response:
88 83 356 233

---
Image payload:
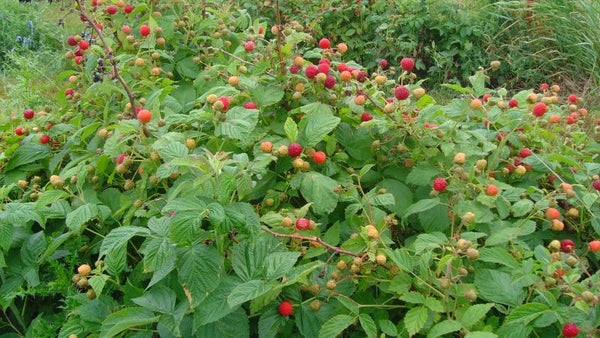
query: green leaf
264 251 301 280
66 204 99 234
424 297 444 312
403 198 440 219
465 332 498 338
511 200 533 217
335 295 359 314
506 303 549 325
258 306 288 338
461 303 494 328
384 248 413 272
227 280 272 307
359 314 377 338
6 142 51 170
300 172 339 215
378 319 398 336
215 106 259 141
299 103 341 147
132 286 176 314
475 269 525 307
284 117 298 142
479 247 519 269
251 85 284 107
193 277 240 328
469 70 488 97
414 232 447 254
318 314 356 338
178 244 223 308
378 179 413 216
157 142 189 162
88 275 109 296
195 307 249 338
99 226 150 258
405 165 441 186
427 320 462 338
404 306 428 336
99 307 159 338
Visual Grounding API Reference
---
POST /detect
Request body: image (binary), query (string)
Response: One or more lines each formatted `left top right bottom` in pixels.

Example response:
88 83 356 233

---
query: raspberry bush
1 1 600 337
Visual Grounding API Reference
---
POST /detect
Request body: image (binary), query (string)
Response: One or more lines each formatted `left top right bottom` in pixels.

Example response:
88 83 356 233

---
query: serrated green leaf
427 320 462 338
284 117 298 142
318 314 356 338
404 306 428 336
99 307 159 338
461 303 494 328
359 314 377 338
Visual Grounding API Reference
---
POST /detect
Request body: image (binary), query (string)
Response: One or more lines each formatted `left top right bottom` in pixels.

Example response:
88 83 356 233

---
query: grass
0 0 82 119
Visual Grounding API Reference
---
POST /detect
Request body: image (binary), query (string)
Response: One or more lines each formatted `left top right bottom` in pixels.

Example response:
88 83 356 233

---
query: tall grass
488 0 600 100
0 0 82 118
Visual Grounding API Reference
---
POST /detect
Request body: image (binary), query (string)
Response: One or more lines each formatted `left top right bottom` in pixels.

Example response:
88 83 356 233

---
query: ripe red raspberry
122 25 131 34
324 75 336 89
319 58 330 65
568 94 577 103
394 86 410 100
562 323 579 337
313 151 326 164
244 41 255 52
278 301 293 316
400 57 415 71
290 65 299 74
379 59 388 68
486 184 499 196
561 239 574 253
24 109 35 119
40 134 50 144
337 63 348 72
67 36 77 46
15 127 23 136
356 71 368 83
74 56 83 64
519 148 532 158
295 218 309 231
288 143 303 157
318 38 330 49
532 103 547 117
243 102 258 109
117 154 128 164
305 65 318 79
589 240 600 253
433 177 448 192
361 112 372 122
124 4 134 13
218 97 230 112
140 24 151 37
318 63 330 75
593 180 600 191
483 93 491 103
540 83 549 91
496 131 507 141
107 5 117 14
65 88 74 96
509 99 518 108
259 26 264 34
79 40 89 50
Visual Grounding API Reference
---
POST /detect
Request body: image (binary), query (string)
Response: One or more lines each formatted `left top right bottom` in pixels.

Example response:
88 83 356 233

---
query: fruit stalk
262 227 362 257
275 0 286 76
75 0 137 116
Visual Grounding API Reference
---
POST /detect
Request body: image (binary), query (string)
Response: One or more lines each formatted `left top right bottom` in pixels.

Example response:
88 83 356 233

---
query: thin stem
262 227 362 257
275 0 286 76
75 0 137 116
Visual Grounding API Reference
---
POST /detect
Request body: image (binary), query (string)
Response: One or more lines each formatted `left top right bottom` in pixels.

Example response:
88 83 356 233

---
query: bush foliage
0 1 600 337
